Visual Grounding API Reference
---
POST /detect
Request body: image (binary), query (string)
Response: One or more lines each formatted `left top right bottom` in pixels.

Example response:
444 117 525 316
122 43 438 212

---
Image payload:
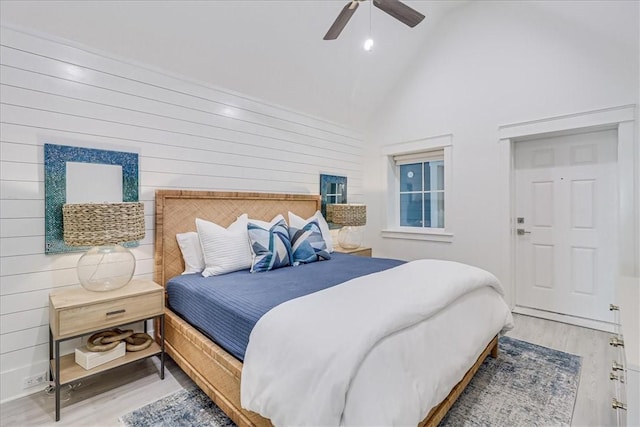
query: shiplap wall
0 25 364 402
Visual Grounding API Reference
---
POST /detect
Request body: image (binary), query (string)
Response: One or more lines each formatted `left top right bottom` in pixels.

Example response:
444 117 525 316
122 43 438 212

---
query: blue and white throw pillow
248 218 292 272
289 220 331 266
288 210 334 253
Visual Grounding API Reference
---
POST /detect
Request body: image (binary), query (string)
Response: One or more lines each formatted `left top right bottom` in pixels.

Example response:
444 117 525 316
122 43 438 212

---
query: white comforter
241 259 513 426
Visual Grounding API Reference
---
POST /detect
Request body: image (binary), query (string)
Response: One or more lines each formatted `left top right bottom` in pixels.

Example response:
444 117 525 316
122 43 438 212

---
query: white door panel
515 130 618 322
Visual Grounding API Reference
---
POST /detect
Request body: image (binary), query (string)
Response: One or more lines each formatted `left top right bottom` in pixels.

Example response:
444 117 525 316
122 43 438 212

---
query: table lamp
63 202 145 291
332 203 366 249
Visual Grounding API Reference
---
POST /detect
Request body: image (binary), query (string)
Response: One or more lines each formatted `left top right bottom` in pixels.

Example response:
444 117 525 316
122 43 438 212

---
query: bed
153 189 513 426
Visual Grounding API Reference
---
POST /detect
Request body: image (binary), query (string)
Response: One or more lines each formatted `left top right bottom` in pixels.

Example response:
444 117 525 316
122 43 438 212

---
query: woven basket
63 202 145 246
331 204 366 226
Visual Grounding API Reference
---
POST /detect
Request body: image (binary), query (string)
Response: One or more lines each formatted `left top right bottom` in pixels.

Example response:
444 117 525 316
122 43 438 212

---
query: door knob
517 229 531 236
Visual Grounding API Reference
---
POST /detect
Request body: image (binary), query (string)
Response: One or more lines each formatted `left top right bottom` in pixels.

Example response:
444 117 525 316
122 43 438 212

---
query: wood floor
0 314 619 426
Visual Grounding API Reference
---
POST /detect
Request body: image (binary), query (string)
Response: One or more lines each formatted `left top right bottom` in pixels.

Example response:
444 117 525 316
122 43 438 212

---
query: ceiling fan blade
373 0 425 28
324 1 360 40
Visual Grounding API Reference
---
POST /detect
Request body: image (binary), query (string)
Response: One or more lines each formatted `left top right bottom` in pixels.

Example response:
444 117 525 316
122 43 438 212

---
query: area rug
120 336 581 427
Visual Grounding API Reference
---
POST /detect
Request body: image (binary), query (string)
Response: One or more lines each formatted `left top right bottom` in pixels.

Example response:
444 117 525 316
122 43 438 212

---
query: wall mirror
44 143 139 254
319 174 347 229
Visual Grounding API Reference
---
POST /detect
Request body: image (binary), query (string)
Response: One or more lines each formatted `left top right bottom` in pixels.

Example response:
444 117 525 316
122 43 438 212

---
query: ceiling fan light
364 38 374 51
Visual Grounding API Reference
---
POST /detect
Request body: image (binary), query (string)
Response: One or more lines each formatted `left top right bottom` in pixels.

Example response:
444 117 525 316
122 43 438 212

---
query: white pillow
196 214 252 277
176 232 205 274
288 210 333 253
248 214 286 230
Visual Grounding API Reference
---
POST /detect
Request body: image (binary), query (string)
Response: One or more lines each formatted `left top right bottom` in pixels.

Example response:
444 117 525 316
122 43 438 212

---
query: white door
514 129 618 322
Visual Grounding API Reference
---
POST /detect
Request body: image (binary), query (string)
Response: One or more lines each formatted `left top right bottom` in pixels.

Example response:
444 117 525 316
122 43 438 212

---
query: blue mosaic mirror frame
319 174 347 229
44 143 140 254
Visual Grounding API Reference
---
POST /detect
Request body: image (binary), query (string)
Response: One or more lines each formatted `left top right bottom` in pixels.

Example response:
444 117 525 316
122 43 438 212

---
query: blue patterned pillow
289 220 331 266
247 218 292 272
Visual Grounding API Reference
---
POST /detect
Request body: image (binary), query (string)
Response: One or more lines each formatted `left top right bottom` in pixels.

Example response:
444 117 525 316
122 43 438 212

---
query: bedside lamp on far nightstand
332 203 366 249
63 202 145 292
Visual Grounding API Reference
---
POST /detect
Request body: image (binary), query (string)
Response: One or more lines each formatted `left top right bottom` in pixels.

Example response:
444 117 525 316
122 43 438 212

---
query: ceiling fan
324 0 425 40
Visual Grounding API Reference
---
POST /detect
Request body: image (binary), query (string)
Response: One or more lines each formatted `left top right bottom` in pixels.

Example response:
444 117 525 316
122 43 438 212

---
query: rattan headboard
154 190 321 286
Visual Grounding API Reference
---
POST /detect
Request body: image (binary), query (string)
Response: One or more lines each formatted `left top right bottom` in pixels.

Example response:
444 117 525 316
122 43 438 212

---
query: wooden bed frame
153 189 498 427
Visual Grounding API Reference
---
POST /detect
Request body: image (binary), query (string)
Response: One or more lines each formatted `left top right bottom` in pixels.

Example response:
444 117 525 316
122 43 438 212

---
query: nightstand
49 279 165 421
333 246 372 257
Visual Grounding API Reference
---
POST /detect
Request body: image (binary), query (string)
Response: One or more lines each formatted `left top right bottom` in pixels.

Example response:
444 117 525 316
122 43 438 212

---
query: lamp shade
63 202 145 246
331 204 366 227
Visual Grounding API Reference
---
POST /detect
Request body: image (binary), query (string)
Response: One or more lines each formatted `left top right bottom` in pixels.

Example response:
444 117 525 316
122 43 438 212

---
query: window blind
393 149 444 165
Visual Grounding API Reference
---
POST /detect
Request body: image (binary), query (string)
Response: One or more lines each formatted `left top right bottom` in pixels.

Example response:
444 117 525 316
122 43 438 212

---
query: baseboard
513 306 617 333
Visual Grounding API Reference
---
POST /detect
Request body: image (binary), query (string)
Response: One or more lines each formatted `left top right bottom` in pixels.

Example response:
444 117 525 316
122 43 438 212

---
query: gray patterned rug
120 336 581 427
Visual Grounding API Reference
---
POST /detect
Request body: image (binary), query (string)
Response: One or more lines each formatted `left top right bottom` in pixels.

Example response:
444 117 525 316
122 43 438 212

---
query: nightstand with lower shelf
49 279 165 422
333 246 372 257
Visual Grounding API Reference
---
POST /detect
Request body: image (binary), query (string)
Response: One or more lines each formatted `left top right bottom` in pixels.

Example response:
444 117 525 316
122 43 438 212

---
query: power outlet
23 371 48 389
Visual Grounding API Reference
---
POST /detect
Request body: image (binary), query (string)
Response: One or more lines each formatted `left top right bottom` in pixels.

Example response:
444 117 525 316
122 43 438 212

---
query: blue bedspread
166 253 404 361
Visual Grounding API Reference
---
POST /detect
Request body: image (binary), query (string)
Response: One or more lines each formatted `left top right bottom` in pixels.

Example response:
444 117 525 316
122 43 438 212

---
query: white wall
363 1 639 303
0 25 364 402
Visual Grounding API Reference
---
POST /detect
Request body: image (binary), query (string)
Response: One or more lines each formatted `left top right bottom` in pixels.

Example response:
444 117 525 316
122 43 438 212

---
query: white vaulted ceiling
0 0 468 129
2 1 636 129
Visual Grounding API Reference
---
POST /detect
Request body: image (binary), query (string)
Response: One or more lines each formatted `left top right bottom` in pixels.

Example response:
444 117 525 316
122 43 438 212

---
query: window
381 135 452 242
398 155 444 228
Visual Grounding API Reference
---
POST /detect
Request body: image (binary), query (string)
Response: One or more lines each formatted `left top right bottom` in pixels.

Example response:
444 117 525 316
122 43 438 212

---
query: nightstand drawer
56 291 163 337
350 248 372 257
333 246 372 257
